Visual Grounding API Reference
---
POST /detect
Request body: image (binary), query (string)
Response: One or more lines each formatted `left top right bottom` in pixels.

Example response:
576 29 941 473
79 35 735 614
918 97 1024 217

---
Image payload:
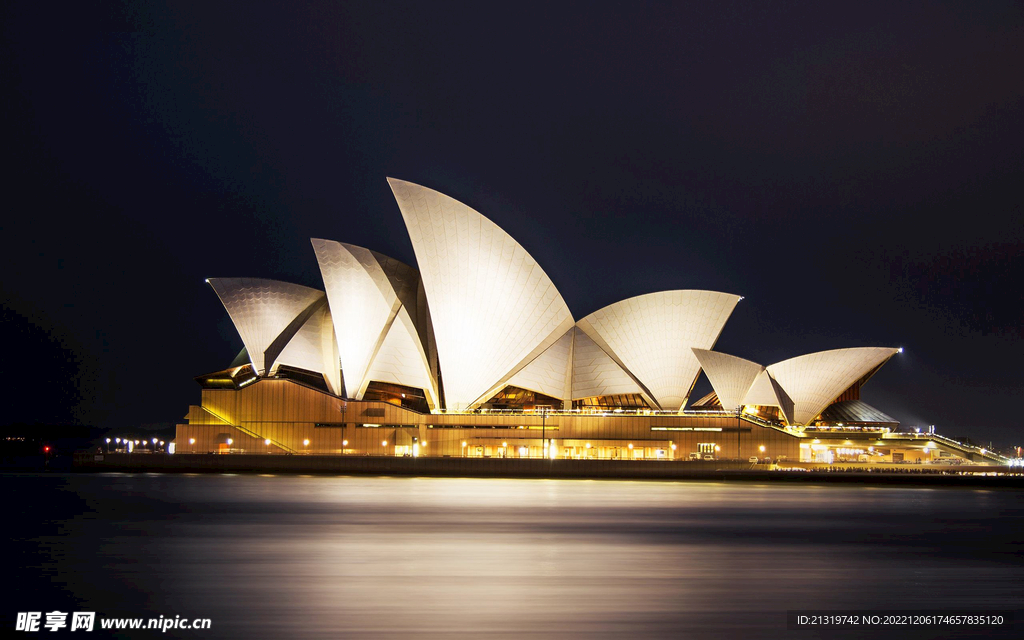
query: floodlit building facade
176 179 1000 465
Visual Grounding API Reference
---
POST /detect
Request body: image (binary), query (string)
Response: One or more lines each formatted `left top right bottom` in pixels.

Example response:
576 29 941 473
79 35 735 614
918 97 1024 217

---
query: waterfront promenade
73 453 1024 486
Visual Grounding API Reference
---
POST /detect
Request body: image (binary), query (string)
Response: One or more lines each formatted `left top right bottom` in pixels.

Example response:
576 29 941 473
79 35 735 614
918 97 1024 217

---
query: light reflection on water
5 473 1023 639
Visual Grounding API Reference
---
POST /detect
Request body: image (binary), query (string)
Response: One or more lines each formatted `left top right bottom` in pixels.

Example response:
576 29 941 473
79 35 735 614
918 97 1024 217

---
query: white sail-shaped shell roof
272 305 342 396
505 328 574 406
388 178 575 410
207 278 326 375
363 307 438 409
766 347 899 425
312 238 435 402
204 180 903 422
742 369 794 424
691 348 764 412
570 327 646 400
576 291 741 411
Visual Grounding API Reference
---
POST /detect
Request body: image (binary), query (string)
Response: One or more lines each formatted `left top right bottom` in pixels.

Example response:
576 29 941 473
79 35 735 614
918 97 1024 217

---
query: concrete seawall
73 453 1024 486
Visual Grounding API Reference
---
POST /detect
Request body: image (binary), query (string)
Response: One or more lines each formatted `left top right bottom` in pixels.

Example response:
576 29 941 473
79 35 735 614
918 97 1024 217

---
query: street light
541 406 547 460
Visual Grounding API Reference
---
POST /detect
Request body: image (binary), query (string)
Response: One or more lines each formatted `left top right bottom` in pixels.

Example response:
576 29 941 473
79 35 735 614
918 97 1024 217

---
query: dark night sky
2 2 1021 445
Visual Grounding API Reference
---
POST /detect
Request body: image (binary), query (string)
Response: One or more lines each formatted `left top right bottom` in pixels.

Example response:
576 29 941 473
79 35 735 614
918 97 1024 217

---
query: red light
43 446 51 453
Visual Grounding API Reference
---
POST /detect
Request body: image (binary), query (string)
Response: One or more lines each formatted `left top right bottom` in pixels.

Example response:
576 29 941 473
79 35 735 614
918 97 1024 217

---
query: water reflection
4 474 1022 639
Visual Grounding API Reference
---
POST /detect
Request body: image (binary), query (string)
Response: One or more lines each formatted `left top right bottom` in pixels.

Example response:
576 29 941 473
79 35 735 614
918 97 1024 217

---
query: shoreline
69 453 1024 487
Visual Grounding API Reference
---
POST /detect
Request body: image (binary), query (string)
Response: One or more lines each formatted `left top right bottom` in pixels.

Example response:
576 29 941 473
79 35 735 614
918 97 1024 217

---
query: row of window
312 423 748 433
428 425 559 430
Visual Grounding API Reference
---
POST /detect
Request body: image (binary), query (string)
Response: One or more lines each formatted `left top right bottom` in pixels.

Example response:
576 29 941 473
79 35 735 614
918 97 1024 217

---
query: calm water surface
5 473 1022 639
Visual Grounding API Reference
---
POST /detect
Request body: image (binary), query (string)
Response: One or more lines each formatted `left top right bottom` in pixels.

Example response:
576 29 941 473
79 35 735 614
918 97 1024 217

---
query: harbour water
5 473 1022 638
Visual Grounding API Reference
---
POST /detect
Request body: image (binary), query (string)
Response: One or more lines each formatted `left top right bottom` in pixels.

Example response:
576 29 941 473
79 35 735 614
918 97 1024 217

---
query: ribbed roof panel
388 178 574 410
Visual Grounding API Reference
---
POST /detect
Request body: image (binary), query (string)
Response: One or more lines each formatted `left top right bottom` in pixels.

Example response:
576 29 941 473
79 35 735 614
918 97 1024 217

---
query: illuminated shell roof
207 278 326 375
691 348 764 412
205 180 902 421
362 306 438 409
504 328 574 406
766 347 899 425
570 327 646 400
742 369 794 424
272 305 342 396
312 239 435 403
576 291 741 411
388 178 574 410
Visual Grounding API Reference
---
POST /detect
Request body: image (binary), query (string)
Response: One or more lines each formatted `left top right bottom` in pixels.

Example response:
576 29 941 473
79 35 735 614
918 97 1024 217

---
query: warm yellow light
382 440 388 446
226 438 233 445
342 439 348 446
627 443 633 449
670 443 677 450
759 445 765 452
421 442 427 447
264 439 271 445
715 446 721 452
585 443 592 449
868 446 874 451
303 439 310 446
502 442 507 447
461 441 467 447
189 438 195 445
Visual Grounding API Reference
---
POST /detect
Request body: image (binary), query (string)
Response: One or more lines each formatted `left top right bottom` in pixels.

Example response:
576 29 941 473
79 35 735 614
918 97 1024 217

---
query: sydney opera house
176 179 998 465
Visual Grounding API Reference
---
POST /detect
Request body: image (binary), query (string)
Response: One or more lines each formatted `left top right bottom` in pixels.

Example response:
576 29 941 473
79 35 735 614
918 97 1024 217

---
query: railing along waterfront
428 407 742 417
